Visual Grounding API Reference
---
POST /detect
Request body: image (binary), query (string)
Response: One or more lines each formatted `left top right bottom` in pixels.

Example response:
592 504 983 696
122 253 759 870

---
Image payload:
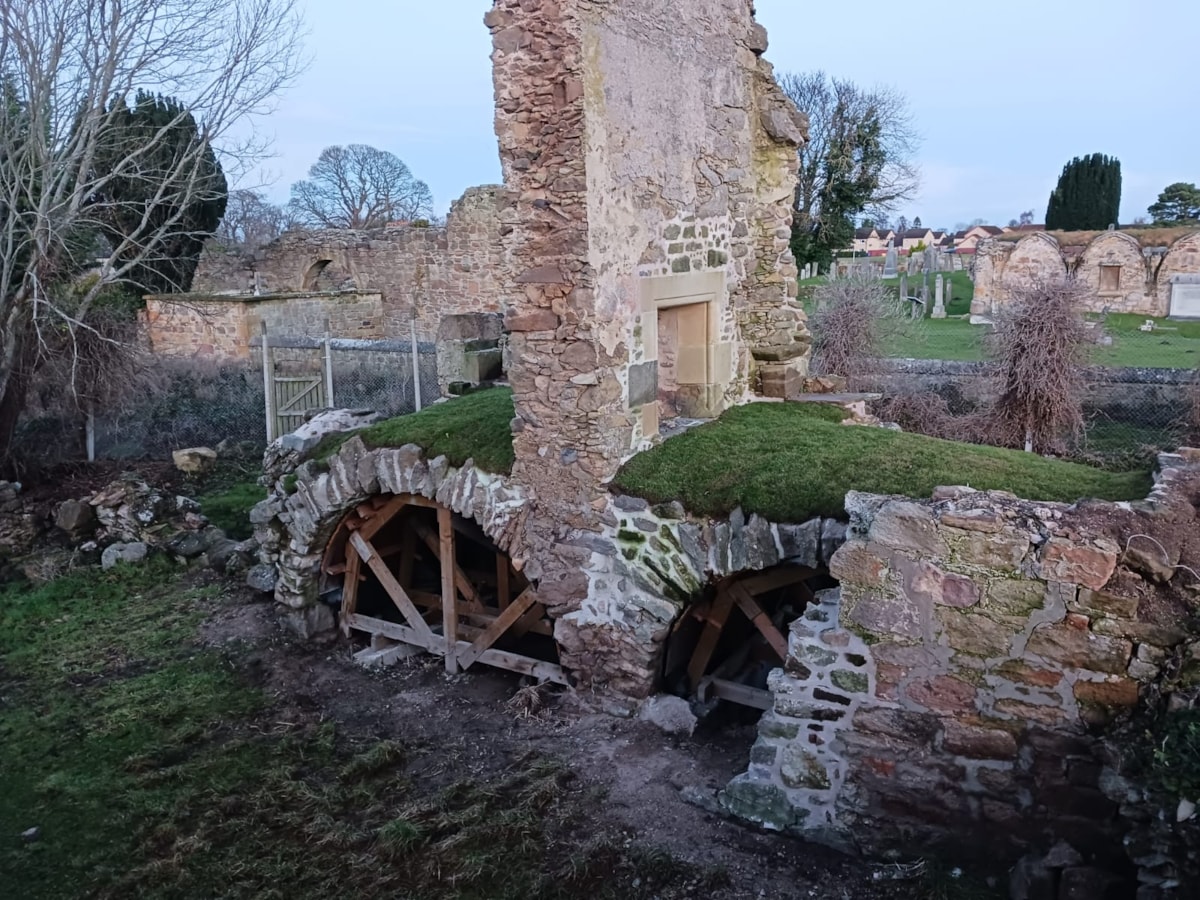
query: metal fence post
261 322 276 442
410 319 423 412
324 326 335 410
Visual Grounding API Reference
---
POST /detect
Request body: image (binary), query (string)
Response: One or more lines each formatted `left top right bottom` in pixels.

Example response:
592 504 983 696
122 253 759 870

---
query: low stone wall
722 455 1200 894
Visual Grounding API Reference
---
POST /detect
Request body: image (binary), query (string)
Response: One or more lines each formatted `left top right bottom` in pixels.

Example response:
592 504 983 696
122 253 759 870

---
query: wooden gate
274 376 326 437
325 494 567 685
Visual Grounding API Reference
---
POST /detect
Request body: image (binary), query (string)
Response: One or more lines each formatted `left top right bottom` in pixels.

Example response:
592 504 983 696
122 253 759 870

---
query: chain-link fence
13 340 441 466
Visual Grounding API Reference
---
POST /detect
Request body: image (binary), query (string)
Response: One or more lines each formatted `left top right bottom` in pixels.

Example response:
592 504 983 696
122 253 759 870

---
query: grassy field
0 563 725 900
614 402 1151 522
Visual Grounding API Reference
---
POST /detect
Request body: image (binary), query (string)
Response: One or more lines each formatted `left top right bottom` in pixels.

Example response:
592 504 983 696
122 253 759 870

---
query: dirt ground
200 593 1003 900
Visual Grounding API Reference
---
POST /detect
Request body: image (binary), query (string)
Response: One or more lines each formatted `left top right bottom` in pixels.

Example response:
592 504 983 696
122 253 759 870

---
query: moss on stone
613 401 1151 523
316 388 516 475
617 529 646 545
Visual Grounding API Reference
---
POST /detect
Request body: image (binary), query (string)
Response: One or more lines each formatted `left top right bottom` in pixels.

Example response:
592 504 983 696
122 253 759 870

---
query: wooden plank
730 583 789 661
438 506 458 674
349 532 434 641
458 589 537 670
496 554 511 610
737 566 814 597
700 677 773 711
509 601 550 640
414 522 481 605
326 540 405 575
344 614 569 686
688 589 735 689
340 548 362 638
358 495 412 542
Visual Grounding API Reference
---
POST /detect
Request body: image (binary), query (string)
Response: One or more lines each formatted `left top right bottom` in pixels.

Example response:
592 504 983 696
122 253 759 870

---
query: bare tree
986 279 1092 453
288 145 434 230
779 71 921 264
216 189 293 251
810 272 907 389
0 0 304 461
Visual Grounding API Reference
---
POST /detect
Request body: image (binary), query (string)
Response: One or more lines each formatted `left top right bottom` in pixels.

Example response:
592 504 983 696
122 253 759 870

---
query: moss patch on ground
613 403 1152 522
316 388 516 474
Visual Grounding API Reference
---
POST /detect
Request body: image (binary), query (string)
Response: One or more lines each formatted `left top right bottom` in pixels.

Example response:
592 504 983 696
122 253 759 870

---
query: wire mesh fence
13 341 442 467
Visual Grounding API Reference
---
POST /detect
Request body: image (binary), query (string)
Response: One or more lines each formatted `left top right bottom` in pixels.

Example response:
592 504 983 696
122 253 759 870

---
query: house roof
854 227 878 239
898 228 932 239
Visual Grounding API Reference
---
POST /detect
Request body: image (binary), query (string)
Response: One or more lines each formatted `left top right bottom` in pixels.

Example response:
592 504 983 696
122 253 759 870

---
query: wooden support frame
332 493 563 684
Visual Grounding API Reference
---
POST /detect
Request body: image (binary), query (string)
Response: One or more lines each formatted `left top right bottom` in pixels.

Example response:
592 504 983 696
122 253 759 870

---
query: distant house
897 228 936 252
851 227 896 255
954 225 1005 254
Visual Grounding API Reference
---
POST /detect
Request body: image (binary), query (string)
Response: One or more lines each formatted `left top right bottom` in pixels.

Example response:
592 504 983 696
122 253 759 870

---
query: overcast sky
251 0 1198 230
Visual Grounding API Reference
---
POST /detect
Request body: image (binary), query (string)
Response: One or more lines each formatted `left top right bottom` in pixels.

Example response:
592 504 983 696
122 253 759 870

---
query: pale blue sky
252 0 1199 229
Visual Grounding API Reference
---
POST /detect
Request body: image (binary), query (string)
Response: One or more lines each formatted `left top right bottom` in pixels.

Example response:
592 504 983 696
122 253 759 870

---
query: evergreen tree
1148 183 1200 225
1045 154 1121 231
93 92 228 294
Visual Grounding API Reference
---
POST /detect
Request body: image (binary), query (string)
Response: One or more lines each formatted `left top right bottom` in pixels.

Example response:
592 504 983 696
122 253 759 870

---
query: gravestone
932 274 947 319
899 272 908 305
1169 276 1200 318
883 244 898 277
925 247 936 274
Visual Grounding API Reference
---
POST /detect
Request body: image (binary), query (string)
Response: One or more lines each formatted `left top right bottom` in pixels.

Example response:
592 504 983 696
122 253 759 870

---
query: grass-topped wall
613 402 1152 523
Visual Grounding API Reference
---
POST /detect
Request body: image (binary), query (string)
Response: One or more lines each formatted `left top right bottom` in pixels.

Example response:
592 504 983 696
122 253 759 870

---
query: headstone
946 278 953 308
899 272 908 304
932 274 947 319
925 247 936 274
883 244 898 277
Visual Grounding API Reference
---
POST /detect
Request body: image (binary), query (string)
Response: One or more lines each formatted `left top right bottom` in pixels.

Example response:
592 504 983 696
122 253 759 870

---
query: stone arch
1156 231 1200 317
998 233 1068 302
1076 231 1150 314
301 258 333 291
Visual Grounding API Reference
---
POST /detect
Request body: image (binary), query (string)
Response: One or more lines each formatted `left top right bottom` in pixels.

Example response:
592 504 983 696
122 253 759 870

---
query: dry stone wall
722 456 1200 893
973 230 1200 318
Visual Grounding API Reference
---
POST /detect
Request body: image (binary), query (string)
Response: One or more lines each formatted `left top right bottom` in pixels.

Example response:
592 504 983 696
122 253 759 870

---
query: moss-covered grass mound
614 402 1152 522
318 388 516 474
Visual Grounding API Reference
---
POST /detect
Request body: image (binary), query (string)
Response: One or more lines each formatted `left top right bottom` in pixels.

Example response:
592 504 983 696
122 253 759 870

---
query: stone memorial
932 273 946 318
882 244 898 277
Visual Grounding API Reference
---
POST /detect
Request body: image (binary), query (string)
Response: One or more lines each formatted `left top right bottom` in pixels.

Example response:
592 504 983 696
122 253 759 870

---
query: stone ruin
245 1 1200 894
973 230 1200 319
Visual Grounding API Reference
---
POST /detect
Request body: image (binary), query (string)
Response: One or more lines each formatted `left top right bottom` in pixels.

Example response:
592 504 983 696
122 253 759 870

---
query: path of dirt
200 592 1001 899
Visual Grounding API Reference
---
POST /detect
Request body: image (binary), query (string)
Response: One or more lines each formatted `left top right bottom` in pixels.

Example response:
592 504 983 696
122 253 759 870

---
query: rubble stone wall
723 457 1200 885
973 230 1200 318
188 186 506 344
143 291 385 362
487 0 809 678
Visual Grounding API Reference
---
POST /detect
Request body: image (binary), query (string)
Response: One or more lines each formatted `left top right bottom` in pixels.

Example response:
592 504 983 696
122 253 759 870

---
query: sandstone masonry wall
188 186 506 344
973 230 1200 318
722 457 1200 887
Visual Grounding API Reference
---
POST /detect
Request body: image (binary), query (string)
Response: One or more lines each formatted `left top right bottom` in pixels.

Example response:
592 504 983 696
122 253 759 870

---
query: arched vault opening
321 493 566 684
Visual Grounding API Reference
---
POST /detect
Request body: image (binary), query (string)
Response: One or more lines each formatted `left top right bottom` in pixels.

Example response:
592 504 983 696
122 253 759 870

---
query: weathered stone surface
828 541 888 585
905 675 978 715
940 508 1005 533
54 499 95 536
940 611 1014 658
869 502 946 556
780 745 831 790
950 529 1031 570
941 719 1019 760
1040 538 1119 590
172 446 218 474
101 541 149 569
852 707 939 745
847 588 922 640
985 579 1046 617
778 518 821 568
1026 622 1132 674
640 695 697 736
627 362 658 408
246 563 277 593
1072 679 1139 709
718 776 796 831
1070 588 1139 619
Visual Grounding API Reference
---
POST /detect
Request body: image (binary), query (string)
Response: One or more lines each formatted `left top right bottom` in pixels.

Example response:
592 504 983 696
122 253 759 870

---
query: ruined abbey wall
487 0 810 677
973 230 1200 319
186 186 506 345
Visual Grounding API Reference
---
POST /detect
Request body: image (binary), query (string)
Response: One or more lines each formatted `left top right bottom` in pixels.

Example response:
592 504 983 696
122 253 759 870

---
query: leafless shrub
810 272 907 389
984 278 1092 453
874 390 990 444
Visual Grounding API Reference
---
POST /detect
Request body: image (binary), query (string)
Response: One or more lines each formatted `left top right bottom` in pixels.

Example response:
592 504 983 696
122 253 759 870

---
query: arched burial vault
322 492 565 683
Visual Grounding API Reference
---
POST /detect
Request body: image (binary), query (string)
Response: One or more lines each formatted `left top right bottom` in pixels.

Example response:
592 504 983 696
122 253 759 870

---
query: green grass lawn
316 387 517 474
613 403 1151 522
0 563 722 899
192 461 267 539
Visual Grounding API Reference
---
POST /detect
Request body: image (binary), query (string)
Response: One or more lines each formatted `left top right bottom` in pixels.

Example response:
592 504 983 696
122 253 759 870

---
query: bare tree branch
288 144 434 230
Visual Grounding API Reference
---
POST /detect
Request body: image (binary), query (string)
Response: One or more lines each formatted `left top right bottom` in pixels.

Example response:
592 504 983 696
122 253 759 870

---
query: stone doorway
321 493 566 682
638 271 733 431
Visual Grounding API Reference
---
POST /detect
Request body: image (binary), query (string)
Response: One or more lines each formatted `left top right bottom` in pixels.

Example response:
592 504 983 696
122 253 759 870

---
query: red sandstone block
941 718 1019 760
904 675 978 715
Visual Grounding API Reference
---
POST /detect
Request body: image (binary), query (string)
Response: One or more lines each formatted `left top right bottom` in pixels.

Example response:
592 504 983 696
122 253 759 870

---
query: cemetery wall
190 185 506 342
973 230 1200 319
722 459 1200 892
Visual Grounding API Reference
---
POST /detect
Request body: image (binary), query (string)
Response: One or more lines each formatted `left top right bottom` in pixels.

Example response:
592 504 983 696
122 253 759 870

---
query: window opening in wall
321 495 564 682
303 258 332 291
662 563 837 729
1099 265 1121 293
